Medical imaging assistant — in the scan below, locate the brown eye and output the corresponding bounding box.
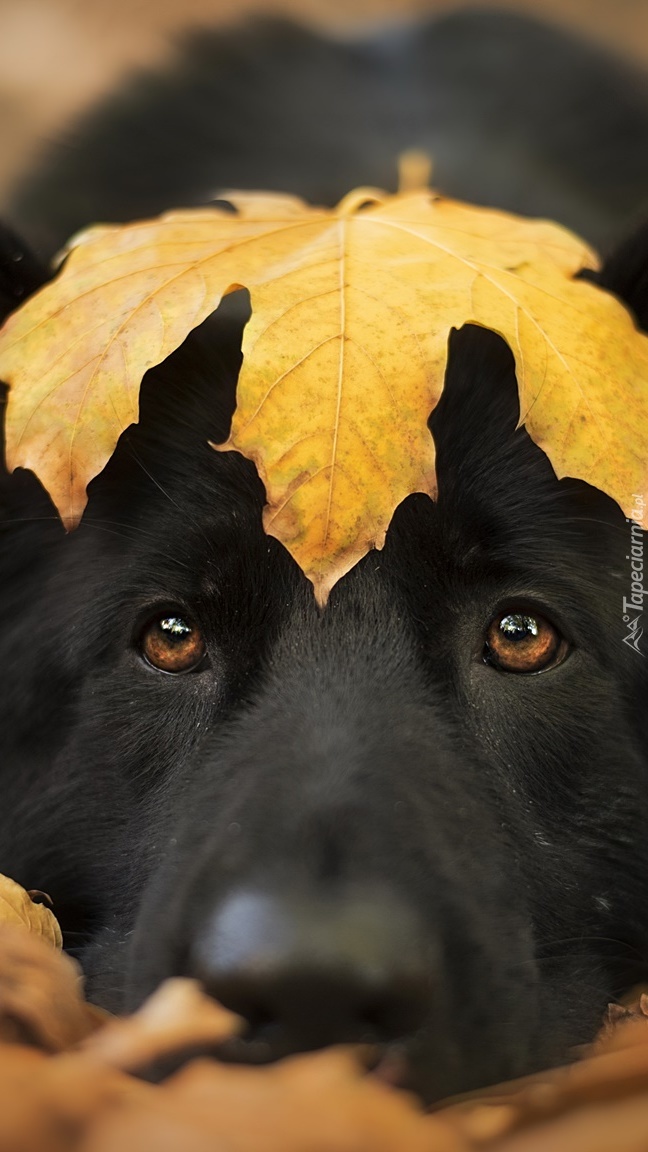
[485,611,567,674]
[140,614,206,674]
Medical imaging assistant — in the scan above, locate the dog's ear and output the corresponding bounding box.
[0,222,49,325]
[594,220,648,333]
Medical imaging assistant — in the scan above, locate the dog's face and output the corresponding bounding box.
[1,230,648,1104]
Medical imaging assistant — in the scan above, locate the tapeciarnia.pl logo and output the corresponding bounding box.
[623,494,646,656]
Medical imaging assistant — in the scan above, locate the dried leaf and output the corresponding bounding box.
[85,1048,458,1152]
[81,978,242,1072]
[3,909,648,1152]
[0,873,62,947]
[0,1045,153,1152]
[0,925,102,1050]
[1,189,647,600]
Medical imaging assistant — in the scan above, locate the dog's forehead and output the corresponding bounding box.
[70,313,623,616]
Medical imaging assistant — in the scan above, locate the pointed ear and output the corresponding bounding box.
[593,220,648,332]
[0,222,49,324]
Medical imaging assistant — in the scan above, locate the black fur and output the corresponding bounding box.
[1,13,648,1105]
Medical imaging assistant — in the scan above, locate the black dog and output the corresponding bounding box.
[1,12,648,1104]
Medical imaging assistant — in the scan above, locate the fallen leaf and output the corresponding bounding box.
[494,1095,648,1152]
[4,921,648,1151]
[0,1044,153,1152]
[0,925,103,1050]
[85,1048,458,1152]
[80,977,242,1072]
[1,188,647,601]
[0,873,62,947]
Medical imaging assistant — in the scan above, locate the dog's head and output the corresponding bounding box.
[1,221,647,1102]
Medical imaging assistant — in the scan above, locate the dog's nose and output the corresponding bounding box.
[187,887,433,1052]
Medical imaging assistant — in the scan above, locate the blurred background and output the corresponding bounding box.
[1,0,647,203]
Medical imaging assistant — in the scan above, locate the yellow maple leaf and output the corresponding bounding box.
[0,874,62,948]
[0,187,647,603]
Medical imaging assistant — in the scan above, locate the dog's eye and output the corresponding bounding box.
[140,614,206,674]
[485,611,567,674]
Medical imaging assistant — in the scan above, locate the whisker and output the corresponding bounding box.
[125,443,214,554]
[540,936,647,961]
[558,515,638,538]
